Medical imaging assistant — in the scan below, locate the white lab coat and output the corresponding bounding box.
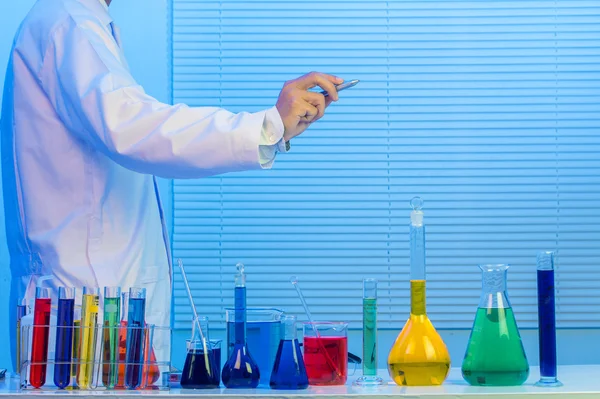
[1,0,285,368]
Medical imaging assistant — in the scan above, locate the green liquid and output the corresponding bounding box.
[102,297,120,388]
[461,307,529,386]
[363,297,377,376]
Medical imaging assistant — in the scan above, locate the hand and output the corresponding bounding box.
[275,72,343,142]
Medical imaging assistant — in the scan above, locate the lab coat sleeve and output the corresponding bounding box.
[39,19,279,179]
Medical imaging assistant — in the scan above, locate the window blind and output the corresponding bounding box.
[171,0,600,330]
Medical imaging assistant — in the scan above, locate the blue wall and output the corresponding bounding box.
[0,0,172,370]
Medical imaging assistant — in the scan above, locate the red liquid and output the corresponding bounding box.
[303,336,348,386]
[30,298,51,388]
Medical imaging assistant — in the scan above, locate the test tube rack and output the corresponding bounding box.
[18,324,171,391]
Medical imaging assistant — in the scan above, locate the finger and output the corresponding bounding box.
[303,91,326,120]
[299,103,319,123]
[295,73,343,101]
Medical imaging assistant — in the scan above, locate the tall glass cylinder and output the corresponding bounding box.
[54,287,75,389]
[535,252,562,387]
[102,287,121,388]
[354,279,383,386]
[125,287,146,390]
[78,287,99,389]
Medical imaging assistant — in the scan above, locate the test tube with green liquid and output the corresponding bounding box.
[354,279,384,386]
[102,287,121,388]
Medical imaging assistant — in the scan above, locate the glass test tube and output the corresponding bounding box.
[535,251,562,387]
[16,298,27,374]
[77,287,99,389]
[354,279,384,386]
[125,287,146,390]
[102,287,121,388]
[116,291,129,388]
[70,306,82,382]
[30,288,51,388]
[54,287,75,389]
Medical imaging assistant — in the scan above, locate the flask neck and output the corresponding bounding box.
[281,316,297,340]
[479,268,511,308]
[410,280,426,315]
[234,286,246,344]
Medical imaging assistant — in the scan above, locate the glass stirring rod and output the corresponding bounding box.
[290,276,342,380]
[177,259,209,354]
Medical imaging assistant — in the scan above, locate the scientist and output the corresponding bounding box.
[1,0,342,368]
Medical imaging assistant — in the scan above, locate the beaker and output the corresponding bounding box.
[181,317,220,389]
[303,321,348,386]
[461,264,529,386]
[270,315,308,389]
[225,307,282,386]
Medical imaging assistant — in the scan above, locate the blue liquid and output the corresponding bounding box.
[537,269,557,378]
[54,298,74,389]
[222,286,260,388]
[226,320,280,386]
[125,297,146,389]
[270,339,308,390]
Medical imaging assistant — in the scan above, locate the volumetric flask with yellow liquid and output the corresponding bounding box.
[387,197,451,386]
[461,264,529,386]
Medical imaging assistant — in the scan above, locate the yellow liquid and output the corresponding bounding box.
[77,295,99,389]
[387,280,451,386]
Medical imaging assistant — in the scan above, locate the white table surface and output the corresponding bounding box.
[1,366,598,398]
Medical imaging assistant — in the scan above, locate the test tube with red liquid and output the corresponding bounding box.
[30,287,51,388]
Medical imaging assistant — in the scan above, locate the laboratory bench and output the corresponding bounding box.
[1,366,599,398]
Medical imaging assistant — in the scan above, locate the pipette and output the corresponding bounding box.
[290,276,342,379]
[176,259,208,355]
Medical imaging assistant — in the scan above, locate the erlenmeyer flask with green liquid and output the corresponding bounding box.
[387,197,451,386]
[461,264,529,386]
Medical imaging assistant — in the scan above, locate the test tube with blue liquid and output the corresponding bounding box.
[54,287,75,389]
[125,287,146,390]
[535,251,562,387]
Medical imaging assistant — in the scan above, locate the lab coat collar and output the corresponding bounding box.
[77,0,113,26]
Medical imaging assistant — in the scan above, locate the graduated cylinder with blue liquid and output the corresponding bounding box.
[536,251,562,387]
